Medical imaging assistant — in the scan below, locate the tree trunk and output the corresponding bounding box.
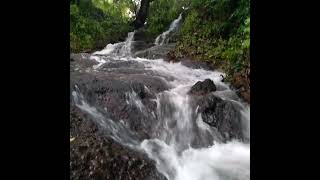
[133,0,152,29]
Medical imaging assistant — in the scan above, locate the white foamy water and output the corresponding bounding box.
[155,13,183,45]
[93,43,121,56]
[93,32,135,57]
[141,139,249,180]
[134,57,228,88]
[129,57,250,180]
[78,17,249,179]
[119,32,135,57]
[72,86,140,149]
[89,32,135,69]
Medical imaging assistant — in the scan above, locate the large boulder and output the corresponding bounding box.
[189,79,217,95]
[195,94,244,141]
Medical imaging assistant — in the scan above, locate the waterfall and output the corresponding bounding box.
[155,13,183,45]
[119,31,135,57]
[73,13,250,180]
[131,58,250,180]
[92,31,135,57]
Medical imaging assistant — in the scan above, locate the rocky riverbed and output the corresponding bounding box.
[70,26,249,179]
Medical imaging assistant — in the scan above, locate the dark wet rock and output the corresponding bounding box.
[70,53,97,73]
[134,44,176,59]
[189,79,217,95]
[70,53,91,62]
[94,39,110,51]
[100,60,145,70]
[220,74,225,82]
[134,28,155,43]
[180,58,215,70]
[131,41,154,53]
[195,94,243,141]
[98,61,151,75]
[70,106,165,180]
[71,69,169,140]
[232,72,250,104]
[163,54,215,70]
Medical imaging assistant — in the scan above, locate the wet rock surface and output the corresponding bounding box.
[71,69,169,140]
[187,79,244,142]
[70,53,91,63]
[131,41,154,53]
[194,94,244,141]
[70,53,97,73]
[232,71,250,104]
[180,58,215,70]
[70,45,247,179]
[189,79,217,95]
[133,28,156,43]
[134,44,176,59]
[70,106,166,180]
[70,53,172,179]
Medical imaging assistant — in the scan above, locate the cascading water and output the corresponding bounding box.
[155,13,183,45]
[94,31,135,57]
[133,58,250,180]
[72,16,249,180]
[119,31,135,57]
[87,31,135,69]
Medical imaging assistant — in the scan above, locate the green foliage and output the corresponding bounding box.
[146,0,188,37]
[92,0,136,21]
[175,0,250,78]
[70,0,133,52]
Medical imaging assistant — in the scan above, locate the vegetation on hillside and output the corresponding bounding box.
[146,0,187,37]
[70,0,134,52]
[70,0,190,52]
[173,0,250,83]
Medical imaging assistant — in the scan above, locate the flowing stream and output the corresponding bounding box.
[72,14,250,180]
